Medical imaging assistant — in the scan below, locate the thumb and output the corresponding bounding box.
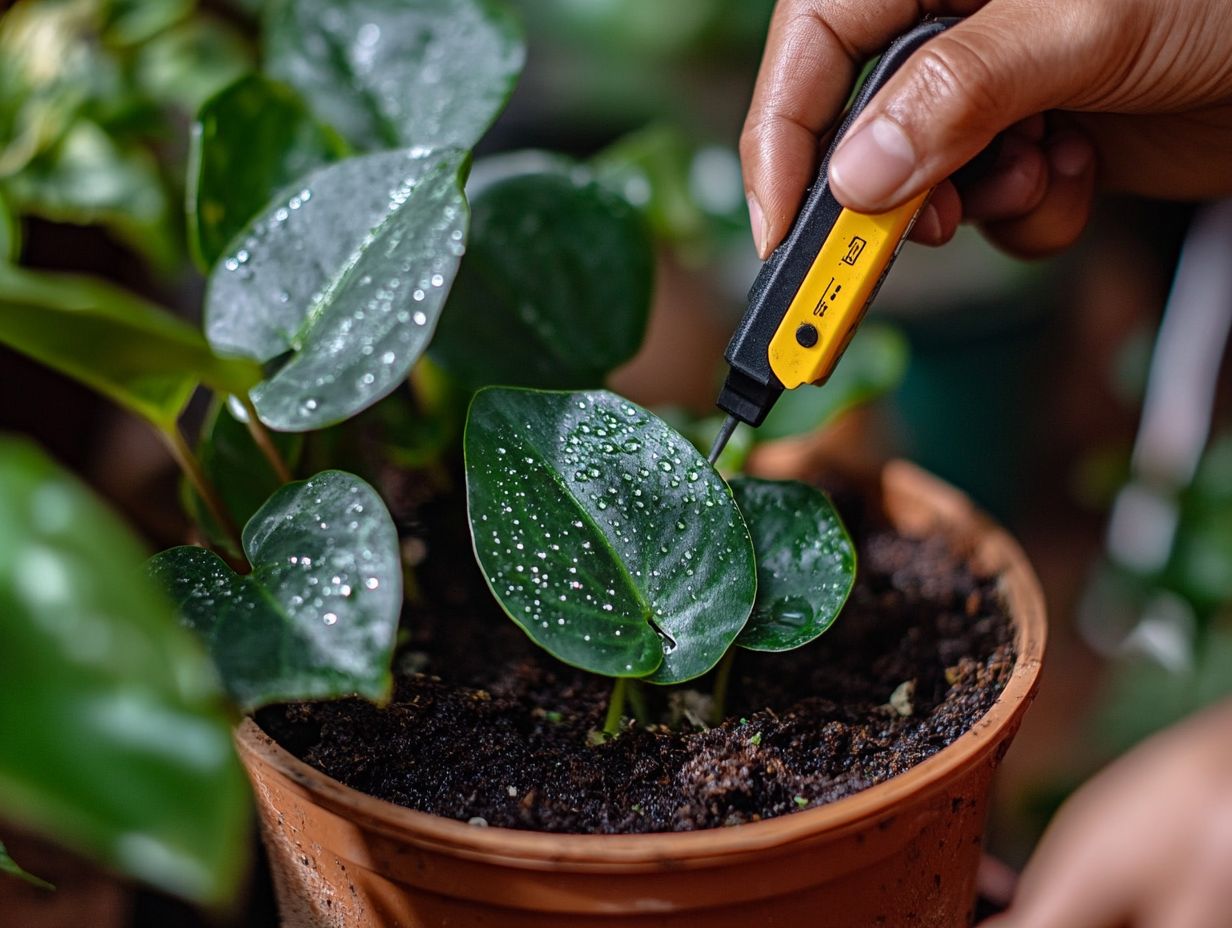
[828,1,1100,212]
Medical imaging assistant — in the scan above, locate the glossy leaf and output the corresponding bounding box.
[758,324,909,441]
[0,265,261,429]
[186,400,304,555]
[431,169,653,389]
[205,148,469,431]
[0,438,249,904]
[188,74,348,269]
[465,388,756,683]
[151,470,402,710]
[658,407,755,476]
[264,0,525,152]
[0,839,53,891]
[729,478,855,651]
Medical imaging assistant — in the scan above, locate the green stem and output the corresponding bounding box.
[627,679,649,726]
[241,398,293,484]
[162,425,243,555]
[711,650,736,725]
[603,677,629,738]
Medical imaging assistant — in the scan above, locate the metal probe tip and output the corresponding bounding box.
[707,415,739,465]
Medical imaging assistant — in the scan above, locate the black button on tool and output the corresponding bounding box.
[795,323,818,348]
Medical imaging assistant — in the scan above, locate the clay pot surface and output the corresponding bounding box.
[236,461,1046,927]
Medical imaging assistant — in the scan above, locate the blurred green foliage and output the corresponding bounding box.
[0,0,252,267]
[0,438,250,904]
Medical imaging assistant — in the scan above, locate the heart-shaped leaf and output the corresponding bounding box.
[465,388,756,683]
[184,400,304,554]
[0,438,249,904]
[204,148,469,431]
[150,470,402,710]
[264,0,525,153]
[188,74,348,269]
[729,477,855,652]
[0,264,261,430]
[758,324,908,442]
[431,167,653,389]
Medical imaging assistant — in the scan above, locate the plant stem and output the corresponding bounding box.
[240,397,293,483]
[603,677,629,738]
[626,679,648,726]
[162,425,243,554]
[711,650,736,725]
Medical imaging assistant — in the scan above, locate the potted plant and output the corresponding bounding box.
[0,1,1045,925]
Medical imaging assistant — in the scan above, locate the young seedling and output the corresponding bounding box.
[465,387,857,734]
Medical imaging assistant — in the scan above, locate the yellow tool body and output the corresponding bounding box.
[767,193,928,390]
[708,19,956,462]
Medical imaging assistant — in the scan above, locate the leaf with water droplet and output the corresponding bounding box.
[205,148,469,430]
[188,73,349,270]
[0,264,261,430]
[431,165,653,389]
[729,477,855,652]
[465,388,756,683]
[184,399,304,556]
[265,0,524,153]
[757,325,908,442]
[0,439,248,904]
[150,470,402,709]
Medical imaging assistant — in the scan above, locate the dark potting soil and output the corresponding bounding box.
[260,477,1016,834]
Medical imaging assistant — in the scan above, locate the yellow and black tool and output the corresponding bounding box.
[708,18,957,463]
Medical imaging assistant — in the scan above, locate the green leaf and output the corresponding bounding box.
[0,839,54,891]
[465,388,756,683]
[431,168,653,389]
[0,264,261,429]
[757,324,909,442]
[205,147,469,431]
[185,400,303,555]
[594,126,751,260]
[189,74,347,270]
[264,0,525,152]
[132,15,254,115]
[658,408,755,476]
[3,121,176,268]
[101,0,193,46]
[729,478,855,651]
[0,438,249,904]
[150,470,403,710]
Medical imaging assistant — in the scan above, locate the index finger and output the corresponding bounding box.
[740,0,989,257]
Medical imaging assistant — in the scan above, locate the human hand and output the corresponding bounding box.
[980,700,1232,928]
[741,0,1232,258]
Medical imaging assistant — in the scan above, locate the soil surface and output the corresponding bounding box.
[261,477,1016,833]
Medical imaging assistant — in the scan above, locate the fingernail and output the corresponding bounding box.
[746,192,768,258]
[1048,133,1094,178]
[829,117,917,209]
[914,203,942,243]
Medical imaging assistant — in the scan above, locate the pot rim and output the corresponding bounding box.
[236,460,1046,867]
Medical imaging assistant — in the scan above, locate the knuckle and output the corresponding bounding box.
[900,38,1008,137]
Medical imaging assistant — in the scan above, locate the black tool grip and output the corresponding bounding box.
[716,17,958,426]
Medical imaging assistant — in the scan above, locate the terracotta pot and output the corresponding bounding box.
[236,461,1046,928]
